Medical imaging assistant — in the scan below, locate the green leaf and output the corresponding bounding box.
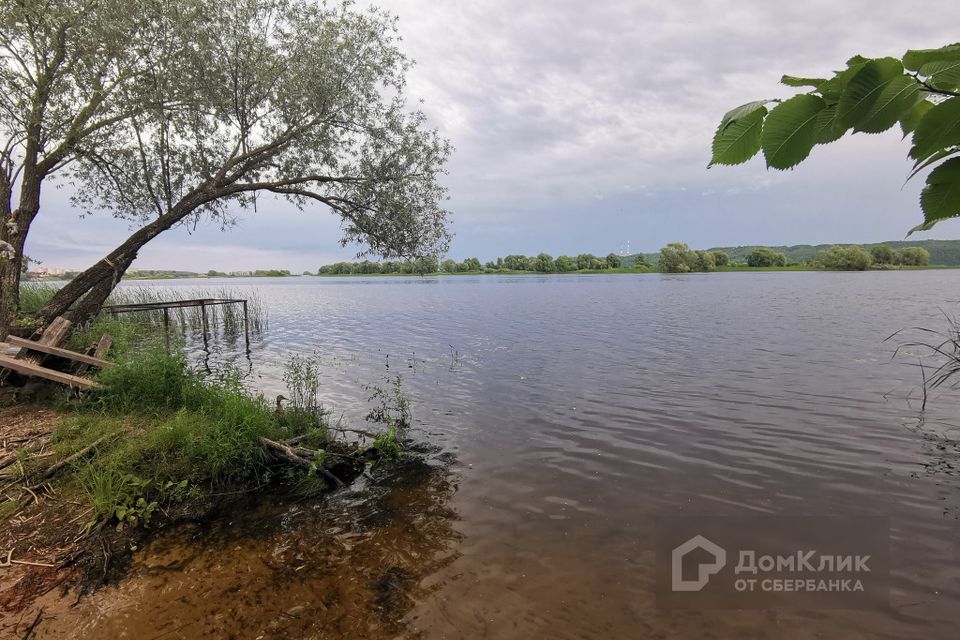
[910,96,960,164]
[761,94,826,169]
[817,63,868,102]
[710,105,767,166]
[846,55,870,67]
[719,100,769,128]
[915,157,960,231]
[904,44,960,71]
[907,147,959,183]
[920,60,960,91]
[901,100,934,137]
[855,74,921,133]
[781,75,825,88]
[814,104,847,144]
[837,58,905,129]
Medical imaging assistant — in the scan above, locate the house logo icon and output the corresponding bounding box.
[671,535,727,592]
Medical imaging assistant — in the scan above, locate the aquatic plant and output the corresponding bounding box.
[365,375,412,430]
[282,352,328,431]
[889,309,960,410]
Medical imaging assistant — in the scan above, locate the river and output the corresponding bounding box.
[43,271,960,639]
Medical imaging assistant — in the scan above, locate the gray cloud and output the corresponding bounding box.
[26,0,960,270]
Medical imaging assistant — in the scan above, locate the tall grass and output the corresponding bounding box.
[17,283,267,351]
[889,310,960,409]
[54,347,294,524]
[107,287,268,338]
[18,283,59,315]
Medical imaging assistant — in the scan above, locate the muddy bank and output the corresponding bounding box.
[23,451,460,639]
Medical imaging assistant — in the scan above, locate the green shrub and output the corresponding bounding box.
[895,246,930,266]
[746,247,788,267]
[815,245,873,270]
[554,255,577,272]
[659,243,693,273]
[870,245,894,265]
[659,243,719,273]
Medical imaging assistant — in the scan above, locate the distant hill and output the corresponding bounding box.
[622,239,960,266]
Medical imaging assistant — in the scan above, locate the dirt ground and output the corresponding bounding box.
[0,404,90,638]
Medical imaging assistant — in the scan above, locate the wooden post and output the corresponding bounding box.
[163,308,170,353]
[200,302,209,348]
[242,300,250,352]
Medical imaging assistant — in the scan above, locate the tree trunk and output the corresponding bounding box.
[38,186,220,326]
[0,176,42,340]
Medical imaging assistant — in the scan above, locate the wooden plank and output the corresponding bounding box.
[18,316,73,365]
[75,334,113,376]
[7,336,114,368]
[0,354,101,390]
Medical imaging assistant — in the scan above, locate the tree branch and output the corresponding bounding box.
[913,73,960,98]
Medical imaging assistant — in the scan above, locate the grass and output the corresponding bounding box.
[46,347,295,526]
[10,285,410,532]
[45,346,419,528]
[18,283,59,315]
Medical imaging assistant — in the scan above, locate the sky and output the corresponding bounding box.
[25,0,960,272]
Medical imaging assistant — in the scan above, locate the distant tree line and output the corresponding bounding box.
[814,245,929,270]
[318,257,440,275]
[657,243,930,272]
[206,269,292,278]
[315,252,636,275]
[313,244,935,276]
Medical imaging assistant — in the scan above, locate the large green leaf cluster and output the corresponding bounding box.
[711,44,960,232]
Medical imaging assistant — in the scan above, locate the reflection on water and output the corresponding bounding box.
[44,272,960,638]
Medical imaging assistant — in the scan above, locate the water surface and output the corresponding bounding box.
[48,272,960,638]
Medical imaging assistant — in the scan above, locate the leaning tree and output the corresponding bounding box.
[710,44,960,233]
[34,0,451,328]
[0,0,195,337]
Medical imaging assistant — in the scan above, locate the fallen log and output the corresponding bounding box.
[258,437,345,487]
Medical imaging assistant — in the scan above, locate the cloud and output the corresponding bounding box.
[24,0,960,270]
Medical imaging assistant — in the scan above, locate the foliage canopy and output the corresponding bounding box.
[711,44,960,233]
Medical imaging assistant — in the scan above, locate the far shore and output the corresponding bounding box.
[23,264,960,285]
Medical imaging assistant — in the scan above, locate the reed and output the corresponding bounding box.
[106,287,268,341]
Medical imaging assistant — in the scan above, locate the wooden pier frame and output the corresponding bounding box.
[101,298,251,350]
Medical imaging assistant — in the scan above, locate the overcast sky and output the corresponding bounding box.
[26,0,960,272]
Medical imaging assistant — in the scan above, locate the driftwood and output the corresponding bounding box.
[26,433,120,486]
[0,449,23,472]
[258,437,345,487]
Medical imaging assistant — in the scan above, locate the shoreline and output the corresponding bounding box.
[24,265,960,285]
